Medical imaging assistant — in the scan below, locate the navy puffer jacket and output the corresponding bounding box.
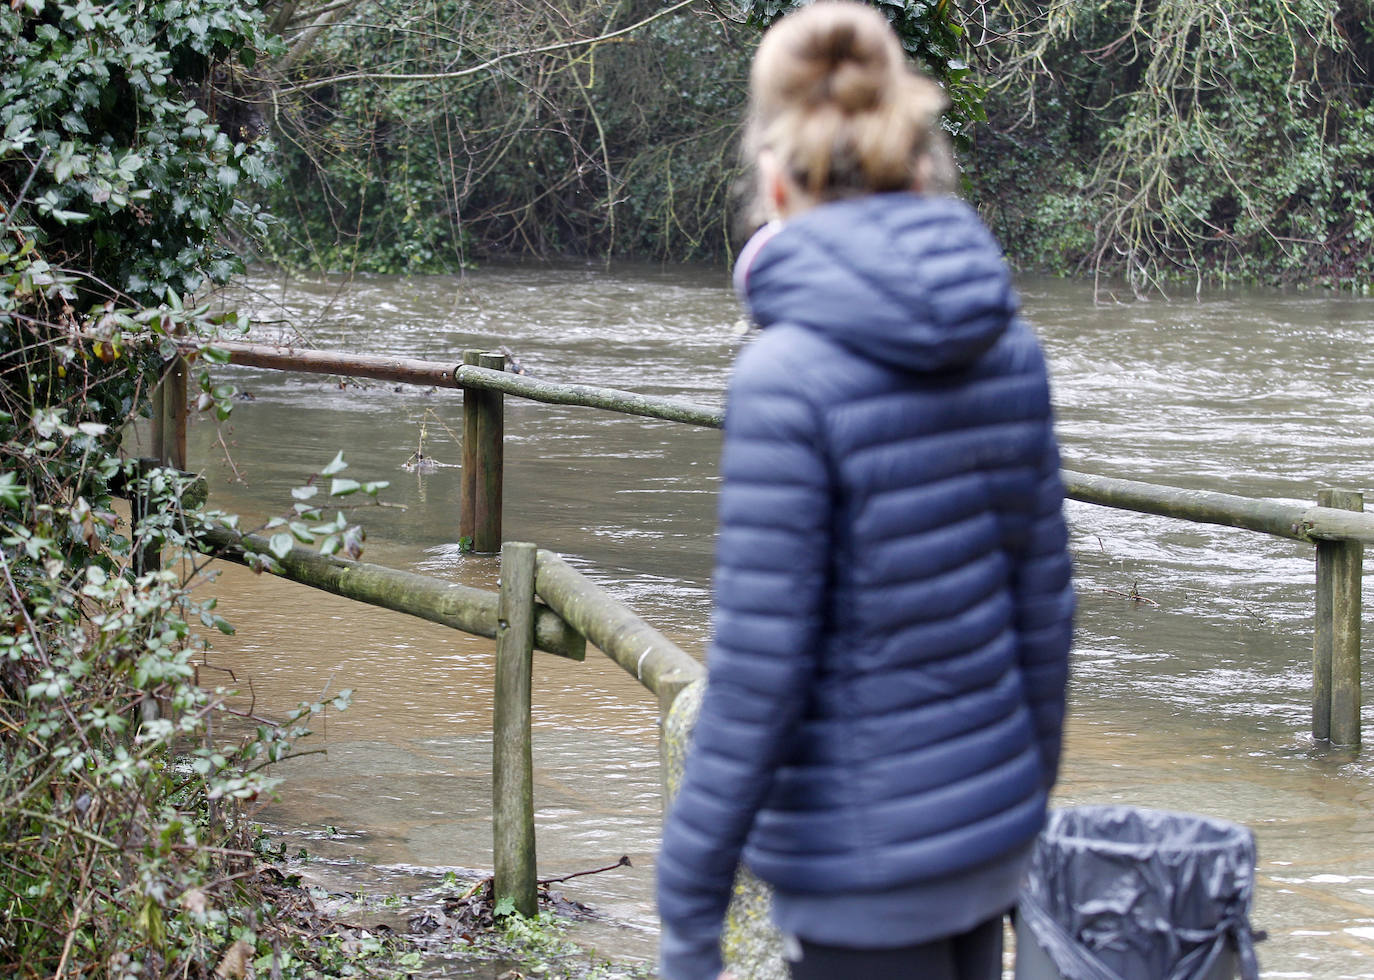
[656,193,1075,979]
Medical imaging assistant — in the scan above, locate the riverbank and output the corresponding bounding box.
[225,829,655,978]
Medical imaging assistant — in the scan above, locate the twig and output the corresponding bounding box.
[0,147,49,239]
[538,855,631,886]
[1099,580,1160,606]
[215,428,245,483]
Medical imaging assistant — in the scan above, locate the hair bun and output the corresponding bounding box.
[798,16,887,113]
[827,59,881,112]
[746,1,951,202]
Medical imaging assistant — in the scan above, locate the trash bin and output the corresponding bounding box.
[1016,806,1262,980]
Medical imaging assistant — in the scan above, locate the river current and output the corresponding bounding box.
[162,264,1374,977]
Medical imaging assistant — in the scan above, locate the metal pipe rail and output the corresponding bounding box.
[193,339,723,427]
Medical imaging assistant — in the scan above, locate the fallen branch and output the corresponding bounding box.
[538,855,631,886]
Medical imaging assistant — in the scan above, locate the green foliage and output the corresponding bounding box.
[0,0,277,304]
[262,0,988,270]
[0,259,387,976]
[263,0,756,270]
[480,906,658,979]
[0,367,324,977]
[0,0,404,973]
[253,452,388,568]
[970,0,1374,290]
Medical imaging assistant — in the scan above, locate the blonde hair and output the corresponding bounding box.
[745,1,953,208]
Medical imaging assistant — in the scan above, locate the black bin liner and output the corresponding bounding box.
[1017,806,1262,980]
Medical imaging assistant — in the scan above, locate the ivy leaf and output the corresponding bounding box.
[267,533,293,559]
[0,472,29,508]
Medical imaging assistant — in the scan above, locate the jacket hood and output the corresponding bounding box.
[735,194,1018,372]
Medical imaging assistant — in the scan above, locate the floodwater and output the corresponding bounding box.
[157,264,1374,977]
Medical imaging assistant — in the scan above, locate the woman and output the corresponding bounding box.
[656,4,1075,979]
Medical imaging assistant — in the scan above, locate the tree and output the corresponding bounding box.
[243,0,984,271]
[967,0,1374,292]
[746,0,985,138]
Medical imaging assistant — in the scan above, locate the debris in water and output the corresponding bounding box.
[498,345,529,376]
[1099,580,1160,606]
[403,450,441,474]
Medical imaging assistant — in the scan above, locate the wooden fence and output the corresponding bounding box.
[162,339,1370,745]
[135,335,1370,904]
[190,523,701,916]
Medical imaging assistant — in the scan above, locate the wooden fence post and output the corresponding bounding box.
[460,350,481,548]
[493,541,538,916]
[131,458,162,724]
[150,379,167,465]
[460,350,506,553]
[154,350,189,470]
[1315,490,1364,747]
[132,458,162,578]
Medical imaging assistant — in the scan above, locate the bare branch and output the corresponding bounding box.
[275,0,699,94]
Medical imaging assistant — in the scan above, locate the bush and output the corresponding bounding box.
[0,0,276,304]
[0,0,347,974]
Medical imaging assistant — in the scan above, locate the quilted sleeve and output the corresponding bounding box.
[656,333,832,980]
[1014,434,1075,789]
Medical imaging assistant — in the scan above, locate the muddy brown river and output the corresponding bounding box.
[151,264,1374,977]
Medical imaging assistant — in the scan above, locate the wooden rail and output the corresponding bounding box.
[533,550,704,712]
[158,339,1370,748]
[192,339,722,427]
[1063,471,1374,546]
[199,526,585,660]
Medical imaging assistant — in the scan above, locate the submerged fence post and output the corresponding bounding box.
[1314,489,1365,747]
[460,350,481,548]
[493,541,538,916]
[459,350,505,553]
[474,352,506,553]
